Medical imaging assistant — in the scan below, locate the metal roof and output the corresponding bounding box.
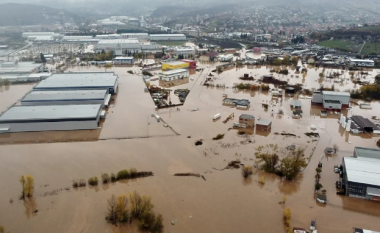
[344,156,380,187]
[290,99,302,107]
[351,116,378,130]
[0,62,42,74]
[367,187,380,197]
[34,73,117,89]
[22,90,108,102]
[98,39,139,44]
[354,147,380,159]
[0,104,102,122]
[256,119,272,126]
[322,91,350,97]
[114,57,134,60]
[240,114,255,120]
[150,34,186,37]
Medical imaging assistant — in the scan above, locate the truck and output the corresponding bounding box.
[213,113,221,120]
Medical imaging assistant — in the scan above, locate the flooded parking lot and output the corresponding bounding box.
[0,63,380,233]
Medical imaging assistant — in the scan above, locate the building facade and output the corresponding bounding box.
[113,57,134,64]
[149,34,186,41]
[239,114,255,127]
[161,61,189,70]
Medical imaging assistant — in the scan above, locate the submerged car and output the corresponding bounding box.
[325,147,334,155]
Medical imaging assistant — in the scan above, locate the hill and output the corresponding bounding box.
[0,3,80,26]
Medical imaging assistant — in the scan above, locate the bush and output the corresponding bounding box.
[259,176,265,184]
[20,175,34,198]
[110,173,116,182]
[242,166,253,178]
[88,177,99,186]
[315,183,323,191]
[101,173,110,184]
[260,84,270,91]
[279,69,289,75]
[283,208,291,231]
[129,168,138,178]
[117,169,130,180]
[73,178,86,188]
[316,168,322,174]
[139,212,164,233]
[212,134,224,140]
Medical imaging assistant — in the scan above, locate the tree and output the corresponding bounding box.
[290,56,298,66]
[256,153,279,172]
[19,175,26,199]
[129,191,154,219]
[316,168,322,174]
[107,195,118,223]
[315,183,323,191]
[279,148,307,180]
[273,58,282,66]
[116,194,129,222]
[282,56,290,65]
[242,166,253,178]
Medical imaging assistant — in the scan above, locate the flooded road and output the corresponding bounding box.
[0,64,380,233]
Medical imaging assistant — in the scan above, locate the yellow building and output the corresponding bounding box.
[161,61,189,71]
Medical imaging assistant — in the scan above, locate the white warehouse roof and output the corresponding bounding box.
[150,34,186,37]
[160,69,188,75]
[322,91,350,97]
[98,39,139,44]
[344,153,380,187]
[0,104,102,122]
[22,90,108,102]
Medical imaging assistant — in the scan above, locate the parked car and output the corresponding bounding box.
[325,147,334,155]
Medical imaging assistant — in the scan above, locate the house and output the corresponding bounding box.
[239,114,255,127]
[290,99,302,109]
[256,119,272,131]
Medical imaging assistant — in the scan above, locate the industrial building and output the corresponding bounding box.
[180,59,197,68]
[220,54,234,62]
[161,61,189,70]
[174,48,195,58]
[348,58,375,67]
[0,104,103,133]
[223,98,250,108]
[0,62,43,76]
[340,147,380,201]
[311,91,350,110]
[21,90,111,107]
[342,115,380,134]
[0,73,51,83]
[62,36,100,43]
[22,32,57,38]
[354,228,380,233]
[150,34,187,41]
[121,33,149,40]
[95,39,162,55]
[33,72,119,94]
[113,57,134,64]
[290,99,302,109]
[158,69,189,81]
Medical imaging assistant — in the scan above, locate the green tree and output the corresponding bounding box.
[282,56,290,65]
[20,175,34,198]
[315,183,323,191]
[273,58,282,66]
[290,56,298,66]
[256,152,279,172]
[280,148,307,180]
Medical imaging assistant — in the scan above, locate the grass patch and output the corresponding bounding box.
[361,42,380,55]
[318,39,360,52]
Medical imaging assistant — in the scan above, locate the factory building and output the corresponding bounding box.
[0,62,43,76]
[62,36,100,43]
[21,90,111,107]
[174,48,195,58]
[0,104,103,133]
[95,39,162,55]
[120,33,149,40]
[150,34,187,41]
[180,59,197,68]
[348,58,375,67]
[161,61,189,71]
[158,69,189,87]
[340,147,380,201]
[33,72,119,94]
[22,32,57,38]
[311,91,350,110]
[113,57,134,64]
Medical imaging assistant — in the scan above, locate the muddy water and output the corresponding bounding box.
[0,84,34,113]
[0,65,380,233]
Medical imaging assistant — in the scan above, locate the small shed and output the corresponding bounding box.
[290,99,302,109]
[256,119,272,131]
[239,114,255,127]
[293,227,306,233]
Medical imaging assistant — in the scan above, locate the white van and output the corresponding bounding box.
[213,113,221,120]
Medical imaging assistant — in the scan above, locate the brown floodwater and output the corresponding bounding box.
[0,65,380,233]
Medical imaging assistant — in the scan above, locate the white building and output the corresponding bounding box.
[120,33,149,40]
[158,69,189,81]
[348,58,375,67]
[97,19,125,26]
[113,57,134,64]
[150,34,187,41]
[95,39,162,55]
[174,48,195,58]
[220,54,233,62]
[22,32,56,38]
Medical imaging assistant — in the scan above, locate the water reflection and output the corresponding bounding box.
[24,197,38,219]
[277,174,303,195]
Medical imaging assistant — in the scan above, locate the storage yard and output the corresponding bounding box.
[1,58,380,233]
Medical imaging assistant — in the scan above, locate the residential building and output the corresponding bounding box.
[290,99,302,109]
[256,119,272,131]
[239,114,255,127]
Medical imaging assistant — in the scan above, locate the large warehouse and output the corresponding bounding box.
[121,33,149,40]
[0,104,103,133]
[150,34,187,41]
[312,91,350,110]
[33,72,118,94]
[0,62,43,76]
[95,39,162,55]
[341,147,380,201]
[21,90,111,107]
